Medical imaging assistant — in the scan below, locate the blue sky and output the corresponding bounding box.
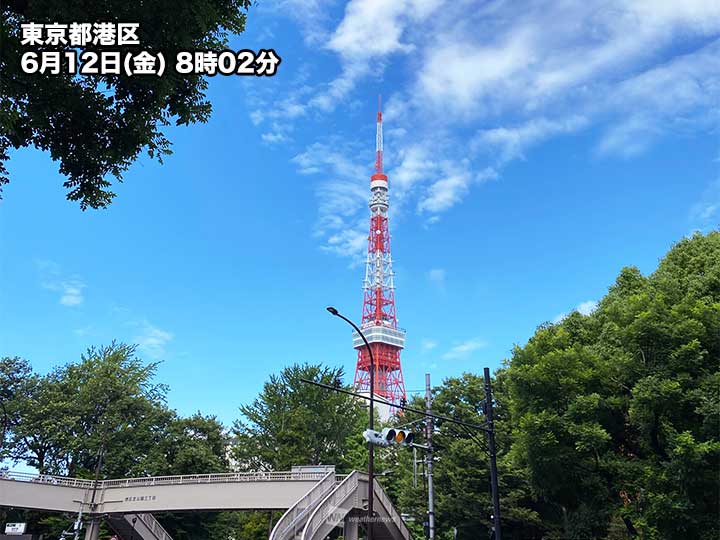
[1,0,719,427]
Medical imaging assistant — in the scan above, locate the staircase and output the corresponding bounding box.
[106,513,173,540]
[269,471,338,540]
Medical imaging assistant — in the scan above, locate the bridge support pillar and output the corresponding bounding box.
[84,517,101,540]
[343,515,359,540]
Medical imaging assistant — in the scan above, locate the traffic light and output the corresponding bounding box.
[362,427,415,446]
[382,427,415,445]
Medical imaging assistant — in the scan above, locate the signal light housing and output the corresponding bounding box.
[363,427,415,447]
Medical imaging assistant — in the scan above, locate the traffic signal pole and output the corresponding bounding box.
[302,362,503,539]
[425,373,435,540]
[484,367,502,540]
[326,307,374,540]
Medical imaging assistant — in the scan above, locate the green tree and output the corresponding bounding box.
[152,414,236,540]
[9,343,170,477]
[391,232,719,540]
[3,344,238,540]
[1,0,251,208]
[0,356,34,462]
[232,363,367,473]
[505,231,720,539]
[401,374,544,540]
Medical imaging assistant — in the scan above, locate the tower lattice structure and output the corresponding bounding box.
[352,99,407,414]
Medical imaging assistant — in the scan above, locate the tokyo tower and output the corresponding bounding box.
[352,98,407,415]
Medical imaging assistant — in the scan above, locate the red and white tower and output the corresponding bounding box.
[352,98,407,415]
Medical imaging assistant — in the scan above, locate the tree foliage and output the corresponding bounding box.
[1,343,232,540]
[385,232,718,540]
[503,231,720,539]
[5,343,170,477]
[232,363,367,473]
[3,232,717,540]
[0,0,251,208]
[0,356,33,462]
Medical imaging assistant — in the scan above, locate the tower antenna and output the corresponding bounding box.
[353,97,407,417]
[375,94,384,174]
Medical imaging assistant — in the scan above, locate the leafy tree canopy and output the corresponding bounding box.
[386,232,718,540]
[504,231,719,539]
[232,363,367,473]
[1,343,232,540]
[1,0,252,208]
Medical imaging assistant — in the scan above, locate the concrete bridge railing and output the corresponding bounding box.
[0,469,326,514]
[0,468,413,540]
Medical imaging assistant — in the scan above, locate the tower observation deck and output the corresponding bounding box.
[352,98,407,415]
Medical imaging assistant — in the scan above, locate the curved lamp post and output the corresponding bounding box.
[327,306,375,540]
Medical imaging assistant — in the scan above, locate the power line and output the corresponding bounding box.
[300,378,491,433]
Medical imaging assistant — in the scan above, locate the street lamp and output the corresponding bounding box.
[326,306,376,540]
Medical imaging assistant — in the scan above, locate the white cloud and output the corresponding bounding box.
[442,337,487,360]
[597,40,720,156]
[418,29,535,114]
[134,321,173,359]
[418,163,496,214]
[253,0,720,259]
[322,227,367,260]
[553,299,599,323]
[249,110,264,126]
[389,143,435,195]
[415,2,720,119]
[250,97,308,127]
[420,338,438,351]
[308,62,370,112]
[37,260,86,307]
[310,0,444,112]
[427,268,446,285]
[475,116,588,164]
[577,300,599,316]
[261,131,289,144]
[328,0,414,60]
[292,141,370,259]
[73,325,93,337]
[263,0,337,45]
[690,178,720,229]
[58,281,85,306]
[292,142,365,178]
[424,215,440,228]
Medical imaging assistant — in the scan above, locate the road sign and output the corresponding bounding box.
[5,522,27,534]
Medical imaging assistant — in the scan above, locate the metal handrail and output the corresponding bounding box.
[1,470,327,490]
[372,477,411,540]
[269,471,337,540]
[302,471,412,540]
[302,471,359,540]
[0,471,97,489]
[136,513,173,540]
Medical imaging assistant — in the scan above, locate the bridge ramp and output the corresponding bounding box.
[269,471,337,540]
[106,513,173,540]
[301,472,411,540]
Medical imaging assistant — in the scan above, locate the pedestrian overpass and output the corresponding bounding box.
[0,468,411,540]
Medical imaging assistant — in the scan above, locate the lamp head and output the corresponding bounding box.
[326,306,339,316]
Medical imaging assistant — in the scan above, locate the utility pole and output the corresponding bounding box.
[84,442,105,540]
[302,368,503,538]
[484,367,502,540]
[327,307,375,540]
[425,373,435,540]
